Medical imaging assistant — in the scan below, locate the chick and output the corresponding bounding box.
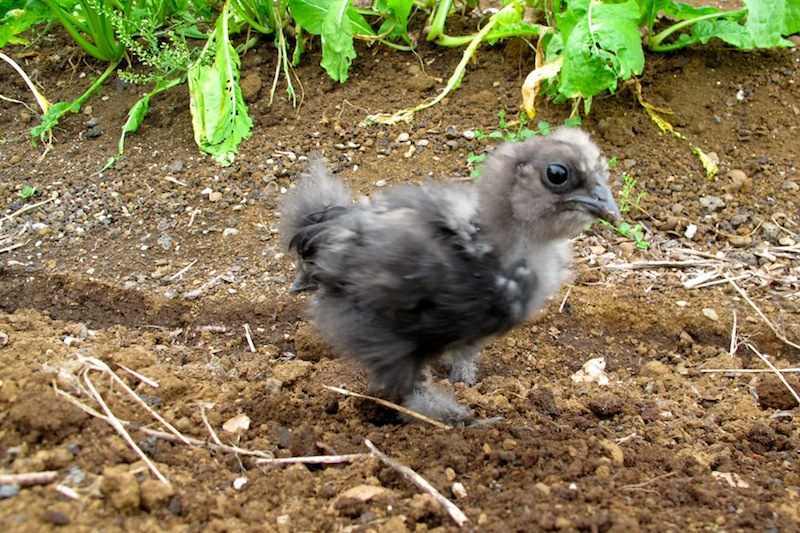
[281,128,620,424]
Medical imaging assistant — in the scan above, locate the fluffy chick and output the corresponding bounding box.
[280,128,620,424]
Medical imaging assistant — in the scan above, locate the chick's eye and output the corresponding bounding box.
[545,164,569,186]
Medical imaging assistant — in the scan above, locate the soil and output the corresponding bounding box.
[1,8,800,532]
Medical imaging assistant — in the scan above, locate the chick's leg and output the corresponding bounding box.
[445,344,483,385]
[402,384,475,426]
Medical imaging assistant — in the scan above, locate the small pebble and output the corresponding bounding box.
[760,222,780,242]
[702,308,719,321]
[85,117,101,128]
[184,288,204,300]
[223,228,239,237]
[699,195,725,211]
[728,235,752,248]
[462,130,475,140]
[42,509,70,526]
[209,191,223,202]
[158,234,172,251]
[86,127,103,139]
[0,484,20,499]
[729,214,748,227]
[396,132,410,143]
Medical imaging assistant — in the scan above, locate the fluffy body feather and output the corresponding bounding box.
[280,128,620,424]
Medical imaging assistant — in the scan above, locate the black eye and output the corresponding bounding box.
[545,164,569,187]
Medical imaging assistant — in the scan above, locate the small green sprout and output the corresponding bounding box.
[17,185,36,200]
[618,174,646,214]
[467,113,584,178]
[616,221,650,250]
[599,173,649,249]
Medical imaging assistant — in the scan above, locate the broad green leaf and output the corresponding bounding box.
[319,0,356,83]
[287,0,374,37]
[375,0,412,40]
[590,0,645,78]
[0,0,51,47]
[690,19,754,49]
[743,0,795,48]
[668,1,720,20]
[556,0,643,99]
[188,3,253,166]
[787,1,800,35]
[559,47,618,98]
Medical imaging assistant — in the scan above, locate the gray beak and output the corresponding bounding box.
[565,178,621,224]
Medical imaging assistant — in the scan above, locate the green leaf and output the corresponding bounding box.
[30,100,76,140]
[319,0,356,83]
[375,0,412,40]
[556,0,644,99]
[188,4,253,166]
[287,0,373,37]
[690,19,754,48]
[786,0,800,34]
[743,0,795,48]
[0,0,50,47]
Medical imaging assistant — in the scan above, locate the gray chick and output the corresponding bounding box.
[280,128,620,425]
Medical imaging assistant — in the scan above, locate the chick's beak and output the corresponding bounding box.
[565,177,621,225]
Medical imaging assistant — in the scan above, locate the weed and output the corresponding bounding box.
[17,185,36,200]
[467,112,581,176]
[600,173,649,249]
[619,174,646,214]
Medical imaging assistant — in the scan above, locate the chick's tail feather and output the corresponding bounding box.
[279,154,352,251]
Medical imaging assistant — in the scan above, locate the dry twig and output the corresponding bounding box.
[244,323,256,353]
[255,454,368,465]
[1,192,59,224]
[81,367,170,485]
[726,276,800,351]
[323,385,451,429]
[54,386,277,460]
[0,471,58,487]
[745,343,800,407]
[364,439,469,528]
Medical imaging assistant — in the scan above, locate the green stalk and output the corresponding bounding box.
[433,26,544,47]
[646,9,746,52]
[426,0,453,42]
[366,6,505,125]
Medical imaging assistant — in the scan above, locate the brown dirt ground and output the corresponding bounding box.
[1,9,800,533]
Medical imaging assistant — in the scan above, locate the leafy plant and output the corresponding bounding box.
[618,173,645,214]
[599,172,649,249]
[614,220,650,250]
[40,0,129,62]
[17,185,36,199]
[467,111,581,176]
[0,0,52,48]
[188,0,252,165]
[525,0,799,115]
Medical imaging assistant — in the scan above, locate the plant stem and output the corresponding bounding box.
[75,60,121,108]
[647,9,746,51]
[426,0,453,42]
[0,52,51,114]
[433,26,544,47]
